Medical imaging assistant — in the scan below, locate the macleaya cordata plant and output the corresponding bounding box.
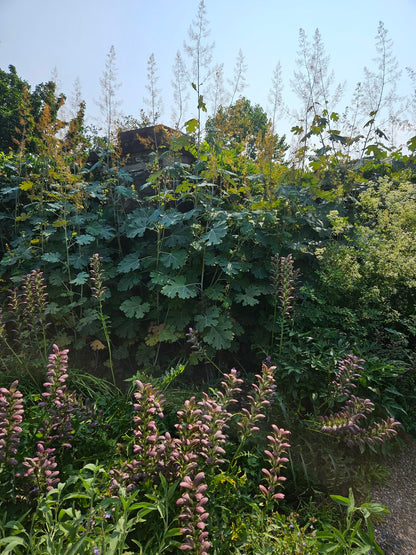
[89,253,115,385]
[270,254,298,357]
[319,355,401,451]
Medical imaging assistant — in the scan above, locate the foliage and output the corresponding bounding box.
[1,38,415,552]
[0,350,388,553]
[318,488,388,554]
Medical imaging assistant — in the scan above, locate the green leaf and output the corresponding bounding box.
[204,283,225,300]
[75,234,95,246]
[161,277,198,299]
[117,273,141,291]
[407,135,416,152]
[117,252,141,273]
[86,221,115,239]
[150,271,171,286]
[120,296,151,319]
[77,308,99,329]
[201,222,228,246]
[0,537,27,552]
[219,259,242,276]
[194,306,220,330]
[125,212,149,238]
[41,251,62,263]
[330,494,351,506]
[234,284,263,306]
[160,249,188,269]
[70,271,90,285]
[203,314,234,350]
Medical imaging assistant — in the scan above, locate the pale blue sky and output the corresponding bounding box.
[1,0,415,137]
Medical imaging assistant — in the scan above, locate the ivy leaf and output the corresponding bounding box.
[203,314,234,350]
[117,253,140,273]
[234,285,263,306]
[120,296,151,319]
[201,222,228,246]
[161,277,198,299]
[70,271,90,286]
[160,250,188,269]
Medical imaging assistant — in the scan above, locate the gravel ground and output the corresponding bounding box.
[371,434,416,555]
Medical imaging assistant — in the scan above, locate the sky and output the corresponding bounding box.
[1,0,415,139]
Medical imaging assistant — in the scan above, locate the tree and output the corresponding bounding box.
[228,49,248,105]
[0,65,30,152]
[205,97,286,160]
[143,53,163,126]
[184,0,214,143]
[171,50,189,130]
[96,45,122,145]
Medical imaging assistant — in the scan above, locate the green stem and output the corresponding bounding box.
[98,298,115,386]
[278,314,285,360]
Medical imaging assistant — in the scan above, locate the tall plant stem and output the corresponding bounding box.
[98,297,115,386]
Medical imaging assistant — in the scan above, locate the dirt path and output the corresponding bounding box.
[371,434,416,555]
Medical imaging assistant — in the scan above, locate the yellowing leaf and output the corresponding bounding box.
[52,219,68,228]
[90,339,106,351]
[19,181,34,191]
